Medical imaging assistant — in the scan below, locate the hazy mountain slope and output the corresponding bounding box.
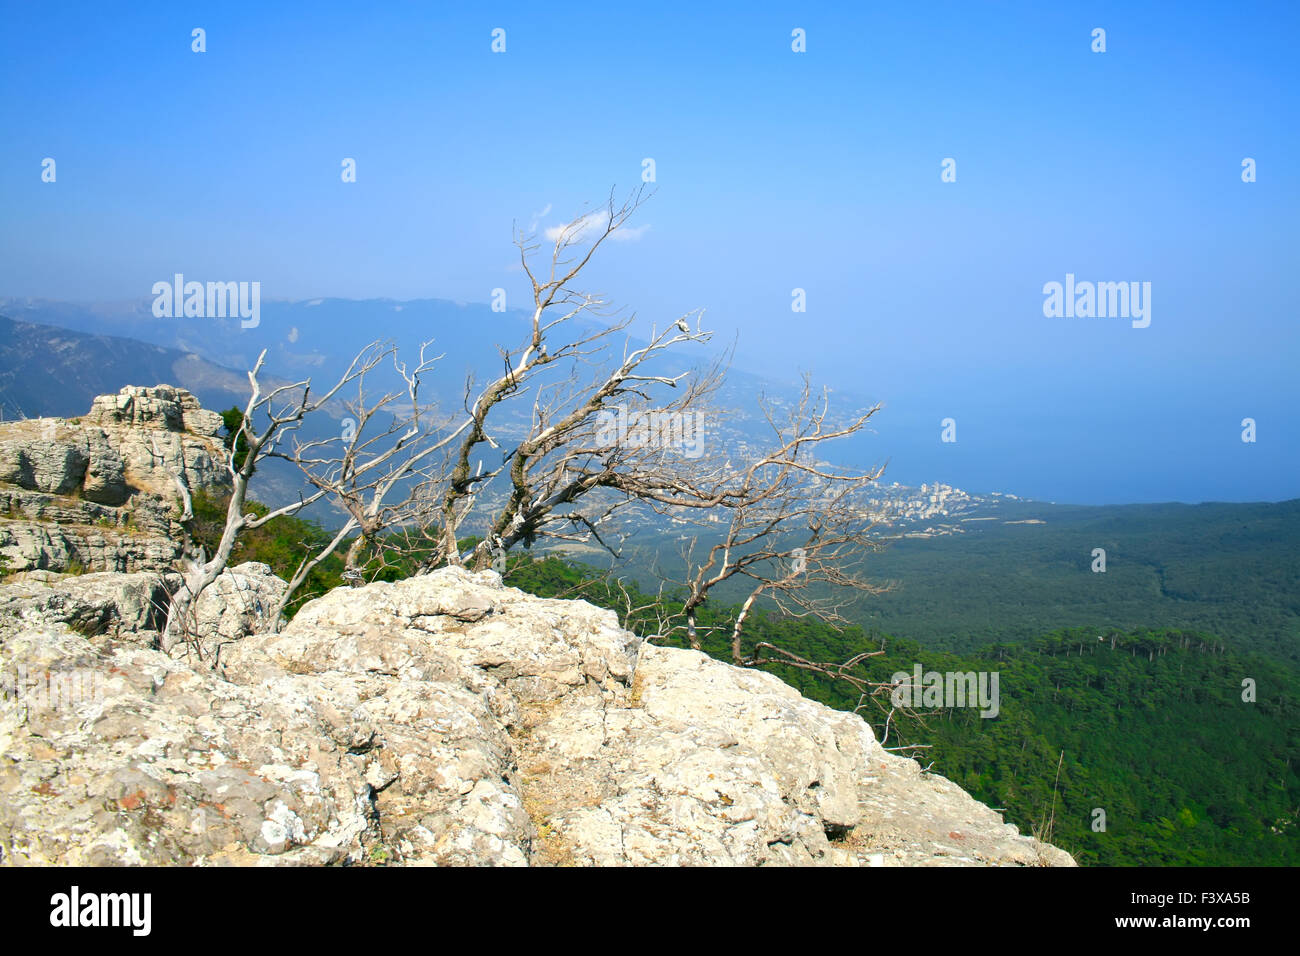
[0,297,605,401]
[0,296,878,458]
[0,314,256,419]
[0,316,338,509]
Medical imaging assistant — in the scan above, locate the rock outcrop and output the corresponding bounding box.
[0,561,283,660]
[0,567,1075,867]
[0,385,229,575]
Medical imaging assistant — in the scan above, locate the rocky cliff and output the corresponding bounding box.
[0,385,230,574]
[0,567,1074,867]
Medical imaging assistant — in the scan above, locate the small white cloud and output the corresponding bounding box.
[287,326,299,343]
[544,211,649,244]
[609,223,650,242]
[544,211,603,243]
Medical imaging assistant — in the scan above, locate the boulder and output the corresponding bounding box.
[0,567,1076,867]
[187,562,289,659]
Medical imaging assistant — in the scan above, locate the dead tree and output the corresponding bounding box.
[387,193,894,647]
[668,378,889,660]
[396,187,737,573]
[173,189,896,698]
[162,346,387,653]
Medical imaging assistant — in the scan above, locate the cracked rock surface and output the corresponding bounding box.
[0,567,1074,866]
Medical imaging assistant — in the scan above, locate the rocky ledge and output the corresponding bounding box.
[0,567,1075,867]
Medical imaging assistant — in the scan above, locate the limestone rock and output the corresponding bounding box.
[0,385,230,575]
[846,749,1077,867]
[517,644,874,865]
[85,384,226,441]
[0,567,1076,867]
[188,562,289,659]
[0,625,373,866]
[0,569,177,645]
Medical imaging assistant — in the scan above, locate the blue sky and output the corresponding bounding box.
[1,1,1296,503]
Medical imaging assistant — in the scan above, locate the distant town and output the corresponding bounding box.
[859,482,1029,537]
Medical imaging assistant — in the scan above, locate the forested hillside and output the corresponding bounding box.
[616,499,1300,663]
[835,499,1300,662]
[760,623,1299,866]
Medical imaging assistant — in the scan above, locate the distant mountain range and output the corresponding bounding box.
[0,295,662,411]
[0,296,902,510]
